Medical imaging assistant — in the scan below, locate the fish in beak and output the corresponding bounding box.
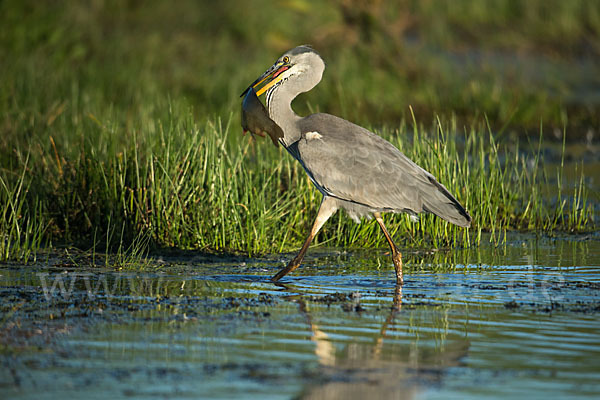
[240,58,292,146]
[241,87,284,147]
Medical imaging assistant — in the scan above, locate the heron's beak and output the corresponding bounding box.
[241,60,290,98]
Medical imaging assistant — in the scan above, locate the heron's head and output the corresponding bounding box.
[241,45,325,99]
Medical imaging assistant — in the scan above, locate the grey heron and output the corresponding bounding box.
[241,45,471,285]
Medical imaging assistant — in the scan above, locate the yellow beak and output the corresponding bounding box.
[242,61,291,98]
[255,75,282,96]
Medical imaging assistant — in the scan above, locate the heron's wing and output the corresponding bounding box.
[296,114,471,227]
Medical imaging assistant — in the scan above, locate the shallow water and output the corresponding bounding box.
[1,234,599,399]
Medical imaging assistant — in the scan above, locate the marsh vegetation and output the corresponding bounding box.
[0,0,597,263]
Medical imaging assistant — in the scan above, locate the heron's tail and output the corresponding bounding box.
[421,175,471,227]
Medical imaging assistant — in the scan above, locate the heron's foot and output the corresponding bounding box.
[391,249,403,286]
[271,258,301,282]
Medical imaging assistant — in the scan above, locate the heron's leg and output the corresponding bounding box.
[374,212,403,285]
[271,197,337,282]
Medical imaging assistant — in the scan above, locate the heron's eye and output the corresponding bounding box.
[282,56,290,63]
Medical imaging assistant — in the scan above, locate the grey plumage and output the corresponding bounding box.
[242,45,471,284]
[293,113,470,226]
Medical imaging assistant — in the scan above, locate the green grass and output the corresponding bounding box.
[0,96,594,262]
[0,156,46,262]
[0,0,597,263]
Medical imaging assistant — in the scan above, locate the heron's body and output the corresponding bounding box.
[287,113,470,225]
[242,46,471,284]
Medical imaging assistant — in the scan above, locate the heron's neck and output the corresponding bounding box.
[266,89,302,146]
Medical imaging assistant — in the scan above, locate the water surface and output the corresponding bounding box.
[1,234,599,399]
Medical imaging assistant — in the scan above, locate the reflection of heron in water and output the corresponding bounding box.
[278,285,469,399]
[242,46,471,285]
